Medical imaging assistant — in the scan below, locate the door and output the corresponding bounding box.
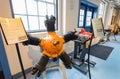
[85,7,94,32]
[78,1,98,32]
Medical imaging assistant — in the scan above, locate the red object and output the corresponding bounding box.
[76,28,92,39]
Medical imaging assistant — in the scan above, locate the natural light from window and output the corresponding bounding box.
[10,0,57,32]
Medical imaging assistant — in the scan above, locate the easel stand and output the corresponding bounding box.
[0,17,28,79]
[72,41,96,74]
[15,43,26,79]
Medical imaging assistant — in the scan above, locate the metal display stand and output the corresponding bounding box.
[15,43,26,79]
[0,30,27,79]
[0,17,28,79]
[71,41,96,74]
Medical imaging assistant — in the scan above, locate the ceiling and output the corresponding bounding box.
[105,0,120,8]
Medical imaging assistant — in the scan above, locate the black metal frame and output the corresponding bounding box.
[72,40,96,74]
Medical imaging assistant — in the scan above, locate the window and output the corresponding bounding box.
[79,9,84,27]
[86,8,93,26]
[98,2,105,19]
[78,4,85,27]
[10,0,58,32]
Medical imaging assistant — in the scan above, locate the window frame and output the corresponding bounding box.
[85,7,93,27]
[98,1,105,20]
[79,9,85,27]
[9,0,58,33]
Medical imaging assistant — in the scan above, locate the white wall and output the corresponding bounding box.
[104,3,114,28]
[62,0,79,54]
[0,0,12,18]
[63,0,79,34]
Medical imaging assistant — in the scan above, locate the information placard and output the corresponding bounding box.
[91,18,104,39]
[0,17,28,44]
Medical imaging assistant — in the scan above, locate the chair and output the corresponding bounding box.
[104,24,118,41]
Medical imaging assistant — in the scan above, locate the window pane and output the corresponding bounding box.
[80,9,84,15]
[38,0,45,1]
[80,16,82,20]
[82,16,84,21]
[26,0,38,15]
[86,22,91,26]
[86,17,91,21]
[87,11,92,16]
[79,22,83,26]
[98,2,105,18]
[100,3,102,9]
[15,15,29,31]
[80,16,84,21]
[46,0,54,3]
[39,17,46,30]
[47,4,54,16]
[11,0,57,32]
[82,10,84,15]
[38,2,47,16]
[11,0,26,14]
[86,16,91,26]
[28,16,39,30]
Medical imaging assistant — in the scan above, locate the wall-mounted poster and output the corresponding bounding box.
[0,17,28,44]
[91,18,104,39]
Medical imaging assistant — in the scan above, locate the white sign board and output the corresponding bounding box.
[92,18,104,39]
[0,17,28,44]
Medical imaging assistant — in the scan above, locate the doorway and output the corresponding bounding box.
[78,0,98,32]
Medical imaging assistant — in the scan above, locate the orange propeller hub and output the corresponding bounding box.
[40,32,65,58]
